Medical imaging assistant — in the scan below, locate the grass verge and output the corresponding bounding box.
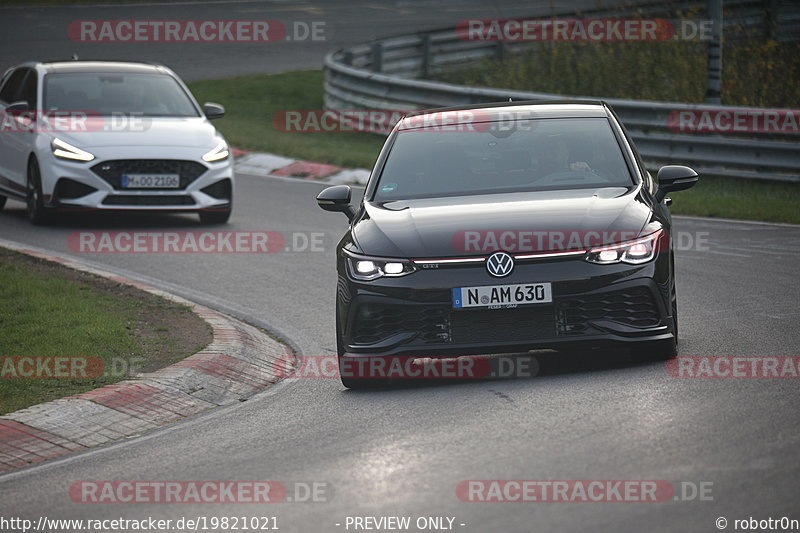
[0,248,212,415]
[188,70,384,169]
[187,70,799,224]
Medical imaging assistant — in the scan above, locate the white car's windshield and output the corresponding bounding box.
[374,117,634,201]
[43,72,200,117]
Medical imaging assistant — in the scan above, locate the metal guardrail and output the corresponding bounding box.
[323,1,800,182]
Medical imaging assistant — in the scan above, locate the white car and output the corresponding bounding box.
[0,60,233,224]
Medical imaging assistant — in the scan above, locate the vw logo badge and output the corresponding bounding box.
[486,252,514,278]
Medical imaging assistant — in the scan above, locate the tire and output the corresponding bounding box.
[198,208,231,224]
[0,195,6,210]
[631,287,678,362]
[26,158,51,225]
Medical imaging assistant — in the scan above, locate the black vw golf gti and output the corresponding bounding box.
[317,101,698,388]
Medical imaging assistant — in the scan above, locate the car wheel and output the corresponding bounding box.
[26,158,51,225]
[632,287,678,362]
[198,208,231,224]
[0,195,6,210]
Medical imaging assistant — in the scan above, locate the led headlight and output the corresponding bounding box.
[202,142,229,162]
[346,253,416,281]
[51,138,95,162]
[585,230,662,265]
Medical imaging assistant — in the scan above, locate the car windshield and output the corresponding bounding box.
[373,117,634,201]
[43,72,200,117]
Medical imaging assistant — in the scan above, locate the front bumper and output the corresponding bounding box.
[337,252,673,358]
[37,145,233,212]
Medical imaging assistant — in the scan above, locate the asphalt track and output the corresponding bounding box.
[1,1,799,531]
[0,173,799,532]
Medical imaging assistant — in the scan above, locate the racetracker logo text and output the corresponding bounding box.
[68,20,326,43]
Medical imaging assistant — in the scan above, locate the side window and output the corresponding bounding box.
[0,68,27,104]
[18,70,38,110]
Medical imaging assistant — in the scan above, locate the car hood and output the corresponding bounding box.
[48,117,221,148]
[351,187,654,258]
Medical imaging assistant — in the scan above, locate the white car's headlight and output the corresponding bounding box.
[585,230,663,265]
[51,138,95,162]
[346,254,416,281]
[202,142,229,162]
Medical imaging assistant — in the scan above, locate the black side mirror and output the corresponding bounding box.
[317,185,356,220]
[5,101,30,113]
[656,165,698,202]
[203,102,225,120]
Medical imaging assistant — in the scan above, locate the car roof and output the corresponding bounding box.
[37,60,168,75]
[397,100,609,130]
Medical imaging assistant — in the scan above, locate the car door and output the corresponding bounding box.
[0,67,39,196]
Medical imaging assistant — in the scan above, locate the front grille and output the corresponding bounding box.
[352,305,450,345]
[556,287,660,335]
[102,195,195,206]
[91,160,207,190]
[450,306,556,344]
[350,303,557,346]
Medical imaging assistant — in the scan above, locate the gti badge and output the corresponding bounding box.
[486,251,514,277]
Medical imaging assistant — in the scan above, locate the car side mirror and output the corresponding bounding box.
[203,102,225,120]
[317,185,356,221]
[656,165,698,202]
[5,101,30,113]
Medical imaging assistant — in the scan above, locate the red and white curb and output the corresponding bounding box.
[233,149,371,185]
[0,241,293,472]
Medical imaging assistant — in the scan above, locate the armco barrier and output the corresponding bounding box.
[323,1,799,182]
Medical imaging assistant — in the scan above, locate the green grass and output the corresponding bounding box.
[0,251,208,414]
[188,70,385,169]
[188,70,798,224]
[666,175,800,223]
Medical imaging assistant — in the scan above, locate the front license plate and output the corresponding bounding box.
[121,173,180,188]
[452,283,552,309]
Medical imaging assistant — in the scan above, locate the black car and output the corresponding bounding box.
[317,100,698,388]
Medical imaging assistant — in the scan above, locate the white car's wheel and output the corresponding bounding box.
[26,158,51,225]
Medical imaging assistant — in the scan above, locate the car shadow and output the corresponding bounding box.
[0,202,208,229]
[342,348,667,393]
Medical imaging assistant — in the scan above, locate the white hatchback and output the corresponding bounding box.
[0,60,233,224]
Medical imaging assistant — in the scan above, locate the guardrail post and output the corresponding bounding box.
[705,0,723,103]
[371,42,384,73]
[420,34,432,78]
[495,40,507,61]
[767,0,780,41]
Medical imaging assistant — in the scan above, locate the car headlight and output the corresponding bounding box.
[346,253,417,281]
[585,230,663,265]
[202,142,229,162]
[51,138,95,162]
